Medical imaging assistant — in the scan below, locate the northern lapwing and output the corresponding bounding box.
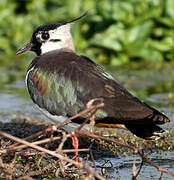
[16,13,170,162]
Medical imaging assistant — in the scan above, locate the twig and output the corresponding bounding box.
[20,148,90,156]
[0,136,61,153]
[7,100,104,151]
[61,148,89,153]
[0,130,105,180]
[89,149,96,169]
[133,150,144,179]
[132,154,137,180]
[8,126,54,149]
[159,172,163,180]
[74,98,104,133]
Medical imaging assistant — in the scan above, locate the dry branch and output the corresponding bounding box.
[0,98,173,179]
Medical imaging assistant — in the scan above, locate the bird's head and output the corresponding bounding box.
[16,13,87,56]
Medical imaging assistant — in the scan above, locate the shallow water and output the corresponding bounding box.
[0,65,174,179]
[92,150,174,180]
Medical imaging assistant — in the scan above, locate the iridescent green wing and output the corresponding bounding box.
[27,66,86,117]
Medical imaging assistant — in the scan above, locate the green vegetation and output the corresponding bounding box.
[0,0,174,68]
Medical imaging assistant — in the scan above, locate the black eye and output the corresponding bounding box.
[41,32,50,40]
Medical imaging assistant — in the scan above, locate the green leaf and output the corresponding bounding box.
[126,40,163,61]
[159,17,174,27]
[90,24,124,51]
[125,21,153,43]
[112,1,134,23]
[148,39,173,51]
[110,53,129,66]
[166,0,174,20]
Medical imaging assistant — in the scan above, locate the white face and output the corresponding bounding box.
[36,23,75,55]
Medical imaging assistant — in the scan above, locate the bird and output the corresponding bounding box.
[16,13,170,147]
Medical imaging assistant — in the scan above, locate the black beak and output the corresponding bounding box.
[16,42,33,55]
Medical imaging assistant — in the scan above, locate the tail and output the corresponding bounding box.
[124,112,170,140]
[125,123,166,140]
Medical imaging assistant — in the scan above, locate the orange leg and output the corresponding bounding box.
[71,136,79,168]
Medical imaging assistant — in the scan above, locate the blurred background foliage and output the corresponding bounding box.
[0,0,174,69]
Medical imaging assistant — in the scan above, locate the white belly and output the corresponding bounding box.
[37,105,90,133]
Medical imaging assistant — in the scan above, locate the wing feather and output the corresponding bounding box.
[26,50,163,124]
